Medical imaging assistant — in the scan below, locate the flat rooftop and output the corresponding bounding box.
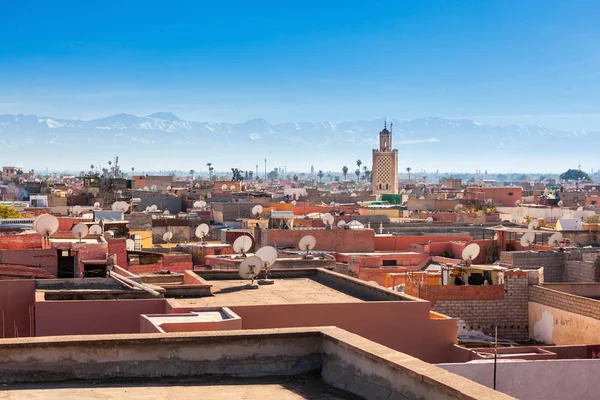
[172,277,364,307]
[0,376,357,400]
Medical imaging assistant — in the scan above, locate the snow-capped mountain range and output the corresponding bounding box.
[0,113,597,172]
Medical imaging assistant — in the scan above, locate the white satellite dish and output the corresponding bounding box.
[454,204,464,211]
[144,186,149,191]
[577,206,584,212]
[195,223,210,241]
[94,202,101,209]
[400,189,406,194]
[193,201,202,208]
[493,233,499,241]
[252,205,263,218]
[528,219,539,230]
[89,224,102,235]
[233,235,253,256]
[150,205,158,212]
[71,223,89,242]
[126,239,135,251]
[520,232,535,248]
[163,231,173,242]
[198,200,207,208]
[419,196,425,200]
[256,246,278,267]
[486,198,494,205]
[207,192,212,198]
[67,189,73,195]
[350,193,358,197]
[322,214,334,226]
[151,185,157,191]
[425,217,434,223]
[117,190,122,196]
[34,214,59,238]
[72,205,82,215]
[291,200,297,206]
[163,210,170,215]
[145,206,151,212]
[221,184,228,190]
[557,200,564,207]
[329,201,335,207]
[462,243,480,262]
[238,256,263,288]
[230,185,236,191]
[337,220,347,229]
[299,235,317,258]
[548,232,563,247]
[167,185,172,191]
[515,200,521,206]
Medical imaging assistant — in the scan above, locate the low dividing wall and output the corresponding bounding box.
[0,327,510,400]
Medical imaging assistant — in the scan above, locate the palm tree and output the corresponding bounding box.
[206,163,212,180]
[342,166,348,181]
[249,171,254,180]
[406,167,412,181]
[317,170,324,183]
[90,164,95,172]
[189,169,195,181]
[362,165,368,182]
[355,169,360,181]
[356,159,362,171]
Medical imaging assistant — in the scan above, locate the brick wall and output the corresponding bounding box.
[565,260,600,282]
[424,272,529,341]
[529,285,600,320]
[500,251,565,282]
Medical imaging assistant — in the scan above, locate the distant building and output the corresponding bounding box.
[372,123,399,195]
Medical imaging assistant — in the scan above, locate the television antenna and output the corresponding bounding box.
[126,239,135,251]
[71,223,89,243]
[520,232,535,249]
[238,256,262,289]
[195,223,210,243]
[337,220,347,229]
[34,214,59,239]
[256,245,277,285]
[528,219,539,230]
[89,224,102,235]
[322,213,334,228]
[298,235,316,259]
[548,232,563,248]
[232,235,253,257]
[461,243,481,264]
[252,205,263,218]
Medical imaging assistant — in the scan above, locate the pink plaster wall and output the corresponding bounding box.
[267,229,375,252]
[0,280,35,338]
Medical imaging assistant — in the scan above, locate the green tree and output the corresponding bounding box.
[317,170,324,183]
[356,159,362,171]
[342,166,348,180]
[355,168,360,181]
[406,167,412,181]
[559,169,591,181]
[0,204,21,219]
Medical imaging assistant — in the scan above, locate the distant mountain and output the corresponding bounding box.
[0,113,597,172]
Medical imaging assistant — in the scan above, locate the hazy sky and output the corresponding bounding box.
[1,1,600,130]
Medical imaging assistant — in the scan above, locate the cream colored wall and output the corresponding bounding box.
[529,302,600,345]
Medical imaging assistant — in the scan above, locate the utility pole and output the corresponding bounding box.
[264,158,267,180]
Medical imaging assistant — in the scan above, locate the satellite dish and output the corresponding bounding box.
[548,232,563,247]
[230,185,236,191]
[400,189,406,194]
[528,219,539,230]
[291,200,297,206]
[89,224,102,235]
[454,204,463,211]
[322,214,334,226]
[577,206,584,212]
[238,256,263,288]
[486,198,493,205]
[221,184,228,190]
[163,210,170,215]
[117,190,122,196]
[145,206,151,212]
[34,214,59,238]
[150,205,158,212]
[94,202,101,209]
[207,193,212,198]
[195,223,210,241]
[126,239,135,251]
[252,205,263,218]
[419,196,425,200]
[72,205,82,215]
[193,201,202,208]
[557,200,564,207]
[520,232,535,248]
[329,201,335,207]
[425,217,434,223]
[493,233,499,241]
[462,243,481,262]
[198,200,207,208]
[337,220,347,229]
[350,193,358,197]
[67,189,73,195]
[299,235,317,257]
[256,246,278,267]
[233,235,253,256]
[166,185,172,191]
[151,185,157,191]
[71,223,89,242]
[515,200,521,206]
[144,186,149,191]
[163,232,173,242]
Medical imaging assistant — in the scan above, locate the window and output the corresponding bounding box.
[508,192,513,196]
[382,260,397,266]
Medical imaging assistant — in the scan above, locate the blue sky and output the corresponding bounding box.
[1,1,600,130]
